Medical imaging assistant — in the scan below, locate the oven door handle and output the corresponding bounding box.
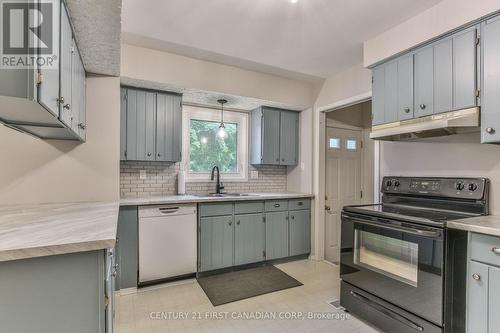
[349,290,424,332]
[343,214,442,239]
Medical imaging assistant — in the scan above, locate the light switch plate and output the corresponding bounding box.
[139,170,147,180]
[250,170,259,179]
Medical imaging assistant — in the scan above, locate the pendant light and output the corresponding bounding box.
[217,99,228,139]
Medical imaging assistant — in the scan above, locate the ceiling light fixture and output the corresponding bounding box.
[217,99,228,139]
[288,0,299,3]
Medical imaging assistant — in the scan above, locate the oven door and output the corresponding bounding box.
[340,212,445,326]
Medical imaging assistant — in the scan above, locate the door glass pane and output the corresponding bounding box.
[346,139,357,151]
[354,230,418,287]
[329,137,340,149]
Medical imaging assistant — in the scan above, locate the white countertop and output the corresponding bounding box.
[120,192,314,206]
[0,202,119,262]
[448,215,500,237]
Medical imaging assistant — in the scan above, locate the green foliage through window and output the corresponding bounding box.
[189,119,238,173]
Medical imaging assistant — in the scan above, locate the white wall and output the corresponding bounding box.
[380,133,500,214]
[0,76,121,205]
[315,63,372,111]
[121,43,317,109]
[287,107,313,194]
[364,0,500,66]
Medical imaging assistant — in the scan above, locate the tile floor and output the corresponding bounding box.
[114,260,381,333]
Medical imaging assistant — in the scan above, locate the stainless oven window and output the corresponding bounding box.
[354,230,419,287]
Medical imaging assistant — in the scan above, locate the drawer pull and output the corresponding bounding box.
[492,247,500,254]
[297,202,303,206]
[274,204,280,208]
[472,273,481,281]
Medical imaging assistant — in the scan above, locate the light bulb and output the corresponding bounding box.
[200,137,208,144]
[217,124,227,139]
[289,0,299,3]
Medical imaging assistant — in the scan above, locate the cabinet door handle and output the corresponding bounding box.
[298,202,303,206]
[236,220,240,225]
[57,97,65,104]
[420,104,426,110]
[486,127,495,135]
[404,107,410,113]
[157,153,161,157]
[492,247,500,254]
[472,273,481,281]
[228,220,233,226]
[274,203,280,208]
[281,158,285,162]
[275,158,279,162]
[291,215,295,220]
[78,123,86,130]
[147,153,152,157]
[63,103,71,110]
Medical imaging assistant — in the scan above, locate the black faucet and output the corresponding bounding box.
[211,166,225,194]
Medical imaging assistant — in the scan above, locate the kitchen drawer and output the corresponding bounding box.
[470,232,500,267]
[234,201,264,215]
[289,199,310,211]
[265,200,288,212]
[199,203,233,217]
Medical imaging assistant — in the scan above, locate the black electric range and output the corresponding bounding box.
[340,176,489,333]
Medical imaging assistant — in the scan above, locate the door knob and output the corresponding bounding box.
[325,206,331,211]
[486,127,495,134]
[472,273,481,281]
[420,104,426,110]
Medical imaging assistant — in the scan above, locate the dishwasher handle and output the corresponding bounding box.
[159,207,180,214]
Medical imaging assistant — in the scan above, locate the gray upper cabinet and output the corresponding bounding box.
[433,39,453,114]
[125,89,156,161]
[279,111,299,165]
[414,46,435,117]
[251,106,299,166]
[397,54,414,120]
[0,1,86,141]
[453,26,478,110]
[372,23,480,127]
[121,87,183,162]
[384,61,399,123]
[156,93,182,162]
[371,66,385,125]
[481,15,500,144]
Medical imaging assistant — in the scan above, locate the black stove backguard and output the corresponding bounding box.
[340,177,489,333]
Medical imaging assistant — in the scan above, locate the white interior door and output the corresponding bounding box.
[325,127,362,263]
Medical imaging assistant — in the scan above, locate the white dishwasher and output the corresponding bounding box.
[139,204,197,284]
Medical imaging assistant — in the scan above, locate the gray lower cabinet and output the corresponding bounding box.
[234,213,266,265]
[116,206,138,290]
[0,251,107,333]
[121,87,182,161]
[467,232,500,332]
[250,106,299,166]
[265,211,289,260]
[481,15,500,143]
[199,215,234,272]
[198,199,310,272]
[289,209,311,257]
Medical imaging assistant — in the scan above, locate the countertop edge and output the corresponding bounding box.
[119,193,315,207]
[0,238,116,263]
[447,215,500,237]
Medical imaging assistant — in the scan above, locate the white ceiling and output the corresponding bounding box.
[122,0,442,81]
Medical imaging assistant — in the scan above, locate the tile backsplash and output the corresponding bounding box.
[120,161,287,198]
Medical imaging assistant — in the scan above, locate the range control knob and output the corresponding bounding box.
[456,182,465,191]
[394,180,400,187]
[386,180,393,187]
[469,183,478,191]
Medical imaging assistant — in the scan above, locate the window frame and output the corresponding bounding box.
[182,105,248,182]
